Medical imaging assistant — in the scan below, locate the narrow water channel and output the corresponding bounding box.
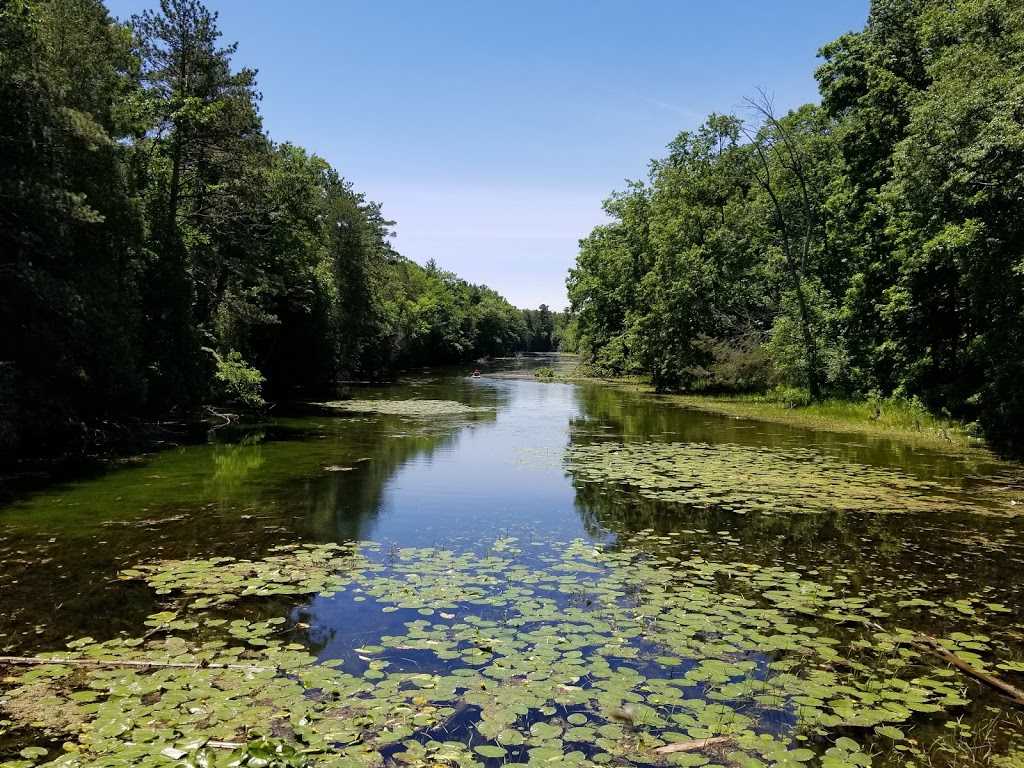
[2,356,1023,767]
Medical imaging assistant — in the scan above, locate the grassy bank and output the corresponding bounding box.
[551,365,990,456]
[662,391,987,455]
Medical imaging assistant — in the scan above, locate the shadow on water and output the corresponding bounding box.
[0,368,513,652]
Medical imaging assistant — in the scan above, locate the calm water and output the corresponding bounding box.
[1,355,1023,763]
[1,357,1022,649]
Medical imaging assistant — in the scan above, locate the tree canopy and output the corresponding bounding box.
[0,0,529,455]
[567,0,1024,453]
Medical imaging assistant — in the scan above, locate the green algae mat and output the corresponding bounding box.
[2,537,1023,768]
[565,442,1011,516]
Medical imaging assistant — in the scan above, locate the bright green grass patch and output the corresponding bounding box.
[662,392,986,455]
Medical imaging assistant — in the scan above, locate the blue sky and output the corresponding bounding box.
[104,0,870,310]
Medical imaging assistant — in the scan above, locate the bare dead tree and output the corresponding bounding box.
[740,89,823,400]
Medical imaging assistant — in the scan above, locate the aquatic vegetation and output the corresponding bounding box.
[312,398,498,441]
[122,542,370,608]
[565,442,1001,516]
[315,400,494,418]
[3,537,1021,767]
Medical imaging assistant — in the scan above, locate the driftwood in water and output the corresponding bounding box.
[860,621,1024,708]
[654,737,733,755]
[913,633,1024,707]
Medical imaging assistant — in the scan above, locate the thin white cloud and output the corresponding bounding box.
[641,97,707,124]
[377,183,605,238]
[359,181,609,309]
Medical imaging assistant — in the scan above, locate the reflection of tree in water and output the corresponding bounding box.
[571,383,1004,484]
[223,596,334,659]
[295,423,470,542]
[207,431,266,500]
[197,398,499,543]
[573,474,852,555]
[291,605,334,658]
[571,475,1024,641]
[0,407,493,654]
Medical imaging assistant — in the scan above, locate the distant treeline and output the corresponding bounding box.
[0,0,561,454]
[566,0,1024,451]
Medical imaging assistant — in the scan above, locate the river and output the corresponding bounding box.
[1,355,1022,767]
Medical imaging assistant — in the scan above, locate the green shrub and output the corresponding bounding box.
[215,351,266,409]
[764,386,812,408]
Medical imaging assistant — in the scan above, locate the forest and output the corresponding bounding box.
[6,0,1024,458]
[566,0,1024,452]
[0,0,556,456]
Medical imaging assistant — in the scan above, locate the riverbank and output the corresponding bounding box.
[545,368,992,458]
[0,409,248,504]
[666,392,989,452]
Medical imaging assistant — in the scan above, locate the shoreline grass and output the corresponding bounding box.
[663,392,986,453]
[561,368,993,457]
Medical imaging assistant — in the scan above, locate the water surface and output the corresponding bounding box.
[1,356,1023,765]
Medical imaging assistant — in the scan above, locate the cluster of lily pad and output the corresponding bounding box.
[565,442,990,516]
[122,544,369,609]
[315,401,494,418]
[1,537,1021,768]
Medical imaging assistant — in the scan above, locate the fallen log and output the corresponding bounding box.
[654,737,733,755]
[860,621,1024,708]
[914,633,1024,707]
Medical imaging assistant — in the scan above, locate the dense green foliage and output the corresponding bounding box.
[0,0,528,454]
[567,0,1024,452]
[520,304,573,353]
